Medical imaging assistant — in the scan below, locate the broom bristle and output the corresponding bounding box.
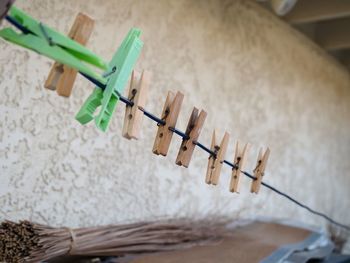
[0,220,228,262]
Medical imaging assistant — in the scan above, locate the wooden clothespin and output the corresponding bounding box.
[205,130,230,185]
[44,13,94,97]
[153,91,184,156]
[251,148,270,194]
[176,107,207,168]
[122,70,151,140]
[230,142,250,193]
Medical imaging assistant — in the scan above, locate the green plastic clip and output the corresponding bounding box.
[0,5,143,132]
[75,88,104,124]
[0,6,108,84]
[76,28,143,132]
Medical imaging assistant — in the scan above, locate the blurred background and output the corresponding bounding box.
[0,0,349,241]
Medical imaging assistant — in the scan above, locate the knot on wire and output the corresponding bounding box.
[66,228,77,255]
[103,66,117,78]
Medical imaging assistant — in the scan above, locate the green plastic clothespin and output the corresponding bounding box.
[0,5,143,132]
[76,28,143,132]
[0,6,108,84]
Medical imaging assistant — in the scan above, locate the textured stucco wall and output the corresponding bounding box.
[0,0,350,231]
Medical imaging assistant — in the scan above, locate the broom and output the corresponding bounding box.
[0,219,227,263]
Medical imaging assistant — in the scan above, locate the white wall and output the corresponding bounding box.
[0,0,349,231]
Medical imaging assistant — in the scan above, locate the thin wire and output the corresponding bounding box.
[169,127,189,139]
[259,180,350,231]
[6,17,349,231]
[79,72,106,88]
[5,15,31,34]
[138,106,165,125]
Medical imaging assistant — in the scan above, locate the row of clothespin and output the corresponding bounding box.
[116,69,270,194]
[102,65,270,193]
[1,6,270,194]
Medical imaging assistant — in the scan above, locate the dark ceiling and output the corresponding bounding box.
[259,0,350,71]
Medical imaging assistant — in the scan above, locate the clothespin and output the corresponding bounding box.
[0,0,14,23]
[205,130,229,185]
[76,28,143,132]
[122,70,151,140]
[45,13,94,97]
[0,6,107,83]
[176,107,207,168]
[230,142,250,193]
[153,91,184,156]
[251,148,270,194]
